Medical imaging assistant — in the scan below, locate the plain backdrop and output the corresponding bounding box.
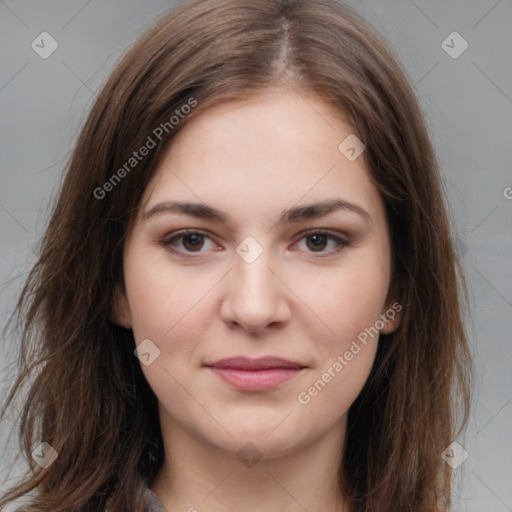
[1,1,511,510]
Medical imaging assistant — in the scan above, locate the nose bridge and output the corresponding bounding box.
[220,234,289,333]
[233,236,277,303]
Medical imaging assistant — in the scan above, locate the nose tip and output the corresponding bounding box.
[219,252,291,336]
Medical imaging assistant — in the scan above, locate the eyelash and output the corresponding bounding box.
[160,229,350,258]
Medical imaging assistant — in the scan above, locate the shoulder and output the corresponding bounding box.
[143,487,168,512]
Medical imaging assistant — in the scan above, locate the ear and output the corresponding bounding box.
[110,282,133,328]
[379,301,403,335]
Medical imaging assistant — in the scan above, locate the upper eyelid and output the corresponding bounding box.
[163,228,348,241]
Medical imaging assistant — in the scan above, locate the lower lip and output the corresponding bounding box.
[207,367,304,391]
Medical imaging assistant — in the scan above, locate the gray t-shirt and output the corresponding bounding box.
[143,486,168,512]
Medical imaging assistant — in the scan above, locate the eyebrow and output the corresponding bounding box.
[144,199,372,226]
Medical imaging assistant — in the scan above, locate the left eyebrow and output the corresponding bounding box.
[144,198,372,226]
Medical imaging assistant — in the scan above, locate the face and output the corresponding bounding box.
[113,88,401,459]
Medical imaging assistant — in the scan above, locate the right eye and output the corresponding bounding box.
[160,229,219,255]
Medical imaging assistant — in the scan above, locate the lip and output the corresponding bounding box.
[204,357,307,391]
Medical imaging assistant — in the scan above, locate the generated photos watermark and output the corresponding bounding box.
[297,302,402,405]
[31,441,58,469]
[93,97,197,200]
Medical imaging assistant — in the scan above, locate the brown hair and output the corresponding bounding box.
[0,0,471,510]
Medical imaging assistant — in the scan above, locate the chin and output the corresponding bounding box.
[202,416,318,460]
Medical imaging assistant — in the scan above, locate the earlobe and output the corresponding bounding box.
[379,303,403,335]
[110,283,133,328]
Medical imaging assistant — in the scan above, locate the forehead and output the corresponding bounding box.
[140,88,384,228]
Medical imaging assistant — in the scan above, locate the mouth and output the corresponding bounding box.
[203,356,308,391]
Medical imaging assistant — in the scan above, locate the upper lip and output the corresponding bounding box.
[204,356,306,370]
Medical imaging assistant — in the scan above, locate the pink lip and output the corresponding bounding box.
[204,357,307,391]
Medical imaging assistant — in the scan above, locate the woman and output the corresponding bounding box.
[0,0,471,511]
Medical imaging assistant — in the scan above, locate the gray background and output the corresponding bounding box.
[0,0,511,510]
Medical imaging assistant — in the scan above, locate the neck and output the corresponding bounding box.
[151,414,350,512]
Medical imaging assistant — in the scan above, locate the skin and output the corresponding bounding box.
[113,87,401,512]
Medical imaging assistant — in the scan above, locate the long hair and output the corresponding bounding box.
[0,1,471,510]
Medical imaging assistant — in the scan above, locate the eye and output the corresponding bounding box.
[292,230,349,256]
[161,229,217,254]
[160,229,349,257]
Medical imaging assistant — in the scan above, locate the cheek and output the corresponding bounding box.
[125,259,214,408]
[123,247,212,340]
[298,263,390,346]
[294,269,383,417]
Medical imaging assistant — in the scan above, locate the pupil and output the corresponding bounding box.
[308,234,326,251]
[185,234,202,250]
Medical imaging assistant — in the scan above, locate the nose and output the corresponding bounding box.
[219,244,291,336]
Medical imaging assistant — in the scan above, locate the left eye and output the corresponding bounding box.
[293,230,349,255]
[161,229,348,256]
